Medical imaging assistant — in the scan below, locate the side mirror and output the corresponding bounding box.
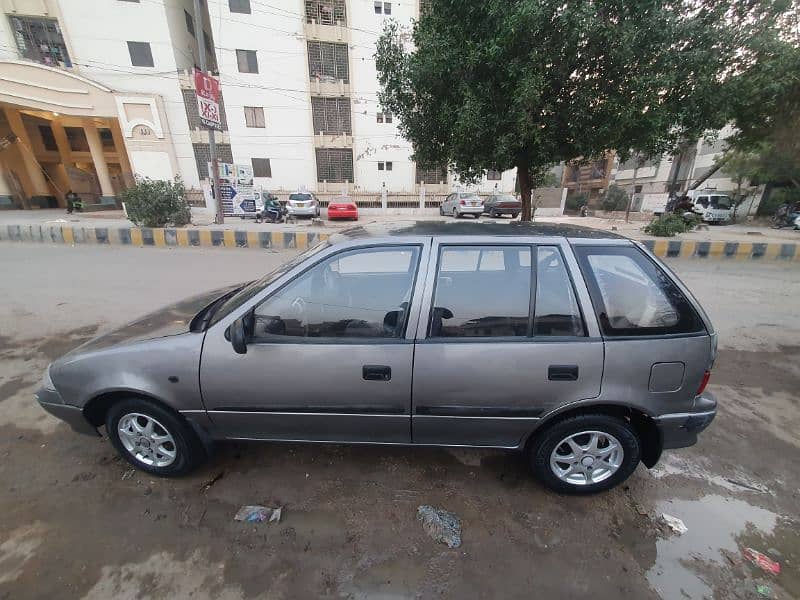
[229,317,248,354]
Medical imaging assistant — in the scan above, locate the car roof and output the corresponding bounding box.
[327,220,626,242]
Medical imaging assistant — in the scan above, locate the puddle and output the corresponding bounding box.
[647,495,778,599]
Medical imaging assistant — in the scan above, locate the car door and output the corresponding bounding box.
[411,239,604,447]
[199,241,430,443]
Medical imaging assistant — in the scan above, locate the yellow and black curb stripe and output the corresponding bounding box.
[0,224,329,250]
[1,224,798,261]
[640,239,799,261]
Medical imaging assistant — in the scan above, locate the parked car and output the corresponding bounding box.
[440,191,484,218]
[286,192,320,218]
[37,222,717,494]
[684,189,732,223]
[327,196,358,220]
[483,193,521,218]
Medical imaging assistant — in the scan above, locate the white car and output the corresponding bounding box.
[286,192,321,218]
[686,192,732,224]
[440,191,484,218]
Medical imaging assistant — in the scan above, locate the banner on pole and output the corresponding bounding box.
[194,69,221,129]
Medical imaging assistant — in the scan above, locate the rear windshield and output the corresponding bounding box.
[574,246,705,337]
[289,193,312,201]
[495,195,518,202]
[461,192,479,199]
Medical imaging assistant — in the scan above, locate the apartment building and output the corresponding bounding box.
[207,0,515,195]
[0,0,514,210]
[611,126,740,209]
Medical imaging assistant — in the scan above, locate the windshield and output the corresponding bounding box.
[289,193,312,202]
[208,240,330,326]
[709,195,732,209]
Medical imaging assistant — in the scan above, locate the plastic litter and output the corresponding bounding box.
[234,505,282,523]
[743,548,781,575]
[417,505,462,548]
[660,513,688,535]
[756,584,772,598]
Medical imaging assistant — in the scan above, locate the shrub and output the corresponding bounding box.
[601,185,629,212]
[643,213,700,237]
[565,194,588,212]
[121,177,191,228]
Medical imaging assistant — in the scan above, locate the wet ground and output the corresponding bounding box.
[0,244,798,599]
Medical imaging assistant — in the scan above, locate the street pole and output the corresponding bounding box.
[626,152,640,224]
[193,0,223,224]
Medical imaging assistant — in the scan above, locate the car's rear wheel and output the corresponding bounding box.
[453,208,461,219]
[489,209,498,218]
[529,414,640,494]
[106,398,206,477]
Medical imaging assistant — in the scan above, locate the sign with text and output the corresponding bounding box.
[194,69,221,129]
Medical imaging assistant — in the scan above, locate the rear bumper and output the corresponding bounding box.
[287,206,317,216]
[328,210,358,219]
[654,392,716,449]
[35,387,99,436]
[457,206,484,214]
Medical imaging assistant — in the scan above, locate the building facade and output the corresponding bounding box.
[0,0,514,209]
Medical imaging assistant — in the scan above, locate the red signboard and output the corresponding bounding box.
[194,69,221,129]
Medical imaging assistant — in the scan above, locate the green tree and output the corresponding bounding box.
[122,177,191,228]
[376,0,791,220]
[601,185,630,212]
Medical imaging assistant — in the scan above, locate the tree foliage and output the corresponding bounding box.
[122,177,191,228]
[601,184,630,212]
[723,5,800,189]
[376,0,795,220]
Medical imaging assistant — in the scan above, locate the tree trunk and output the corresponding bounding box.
[517,160,533,222]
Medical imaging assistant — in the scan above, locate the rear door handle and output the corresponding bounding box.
[548,365,579,381]
[363,365,391,381]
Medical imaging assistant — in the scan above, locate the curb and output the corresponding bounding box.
[0,224,328,251]
[0,223,798,261]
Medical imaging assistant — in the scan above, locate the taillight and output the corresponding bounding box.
[696,371,711,396]
[348,204,356,210]
[459,200,466,205]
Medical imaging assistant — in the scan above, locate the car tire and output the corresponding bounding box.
[453,208,461,219]
[489,209,497,218]
[439,205,444,216]
[105,397,207,477]
[528,414,640,495]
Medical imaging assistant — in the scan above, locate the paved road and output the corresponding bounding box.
[0,244,798,599]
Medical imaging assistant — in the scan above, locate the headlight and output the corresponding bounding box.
[42,365,56,392]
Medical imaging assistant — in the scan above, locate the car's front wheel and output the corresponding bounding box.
[106,398,206,477]
[529,414,640,494]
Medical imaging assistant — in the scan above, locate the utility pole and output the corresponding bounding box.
[193,0,223,224]
[626,151,641,224]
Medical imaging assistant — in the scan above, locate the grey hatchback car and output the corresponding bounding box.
[37,222,717,494]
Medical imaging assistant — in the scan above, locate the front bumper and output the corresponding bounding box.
[35,387,99,436]
[654,392,716,449]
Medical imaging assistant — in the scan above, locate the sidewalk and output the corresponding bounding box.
[1,208,798,261]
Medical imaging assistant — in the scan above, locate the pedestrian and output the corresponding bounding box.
[65,189,78,214]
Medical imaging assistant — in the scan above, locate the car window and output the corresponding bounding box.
[575,246,705,336]
[461,192,479,199]
[209,241,330,326]
[697,196,709,208]
[710,195,731,209]
[252,246,420,339]
[534,247,585,336]
[289,193,312,201]
[430,245,532,338]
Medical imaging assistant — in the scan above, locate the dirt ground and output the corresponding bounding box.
[0,244,798,599]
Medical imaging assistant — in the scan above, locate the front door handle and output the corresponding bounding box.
[548,365,579,381]
[363,365,391,381]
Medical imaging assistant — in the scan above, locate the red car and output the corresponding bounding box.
[327,196,359,220]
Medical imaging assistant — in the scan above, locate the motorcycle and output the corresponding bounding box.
[772,203,800,229]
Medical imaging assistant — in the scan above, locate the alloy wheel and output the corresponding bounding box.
[117,412,178,468]
[549,430,623,485]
